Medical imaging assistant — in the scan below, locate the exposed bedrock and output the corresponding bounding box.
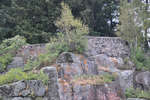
[2,37,149,100]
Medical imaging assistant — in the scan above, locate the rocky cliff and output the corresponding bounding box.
[0,37,150,100]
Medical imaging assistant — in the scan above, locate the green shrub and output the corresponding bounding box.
[0,53,13,72]
[0,35,26,55]
[125,87,150,99]
[55,2,89,54]
[72,73,117,85]
[0,68,49,85]
[0,35,27,72]
[131,47,150,71]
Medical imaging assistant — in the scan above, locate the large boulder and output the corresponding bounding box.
[56,52,125,100]
[135,71,150,90]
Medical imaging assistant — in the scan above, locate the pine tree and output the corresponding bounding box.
[54,2,89,53]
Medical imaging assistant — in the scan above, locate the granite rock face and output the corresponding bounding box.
[0,80,46,99]
[3,37,150,100]
[0,67,60,100]
[56,37,133,100]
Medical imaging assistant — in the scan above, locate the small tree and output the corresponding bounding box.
[117,0,143,48]
[54,2,89,53]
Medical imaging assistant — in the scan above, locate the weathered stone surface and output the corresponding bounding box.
[56,52,126,100]
[11,97,32,100]
[26,80,46,97]
[6,44,47,71]
[35,97,48,100]
[1,97,32,100]
[1,37,136,100]
[42,67,60,100]
[0,80,46,97]
[0,67,61,100]
[16,44,46,64]
[56,52,75,64]
[127,98,147,100]
[135,71,150,90]
[7,57,24,70]
[59,80,124,100]
[119,70,134,92]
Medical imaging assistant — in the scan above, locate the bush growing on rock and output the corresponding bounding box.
[0,35,26,72]
[0,68,49,85]
[72,73,117,85]
[54,2,89,53]
[131,47,150,71]
[125,87,150,99]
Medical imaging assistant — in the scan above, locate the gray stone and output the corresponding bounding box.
[21,90,30,96]
[42,67,60,100]
[13,81,26,96]
[35,97,48,100]
[56,52,81,64]
[119,70,134,93]
[86,37,130,58]
[0,80,46,97]
[135,71,150,90]
[26,80,46,97]
[12,97,32,100]
[1,97,32,100]
[7,57,24,70]
[127,98,147,100]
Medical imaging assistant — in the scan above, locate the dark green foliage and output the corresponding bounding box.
[65,0,119,36]
[0,0,119,43]
[0,0,61,43]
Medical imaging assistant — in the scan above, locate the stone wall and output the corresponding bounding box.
[86,36,130,57]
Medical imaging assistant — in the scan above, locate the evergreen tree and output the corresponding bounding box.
[65,0,119,36]
[0,0,61,43]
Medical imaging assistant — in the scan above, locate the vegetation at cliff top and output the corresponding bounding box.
[0,35,27,72]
